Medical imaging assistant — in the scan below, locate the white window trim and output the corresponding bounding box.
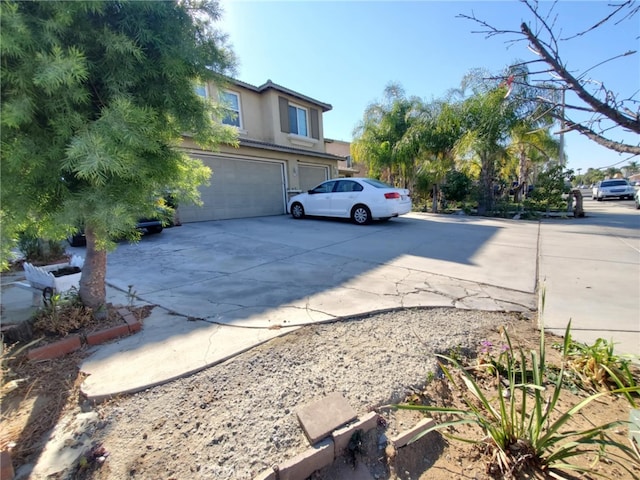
[288,102,309,137]
[287,133,318,148]
[221,89,243,130]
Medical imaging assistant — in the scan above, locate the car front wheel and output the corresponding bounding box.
[351,205,371,225]
[290,202,305,219]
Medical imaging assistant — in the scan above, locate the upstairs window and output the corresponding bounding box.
[195,84,208,98]
[288,104,308,136]
[220,90,241,128]
[279,96,320,140]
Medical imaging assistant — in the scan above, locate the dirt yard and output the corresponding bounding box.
[1,307,639,479]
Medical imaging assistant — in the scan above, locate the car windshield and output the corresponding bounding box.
[601,180,628,187]
[363,178,394,189]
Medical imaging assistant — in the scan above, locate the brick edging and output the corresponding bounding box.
[27,308,142,361]
[254,413,436,480]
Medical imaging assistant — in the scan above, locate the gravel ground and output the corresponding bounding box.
[83,307,527,479]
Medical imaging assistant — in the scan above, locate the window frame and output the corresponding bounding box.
[220,89,242,129]
[288,103,309,137]
[195,84,208,99]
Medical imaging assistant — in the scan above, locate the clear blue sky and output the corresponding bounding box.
[219,1,639,174]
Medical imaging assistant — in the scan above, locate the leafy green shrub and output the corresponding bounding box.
[397,322,640,478]
[526,165,573,214]
[442,170,471,203]
[17,228,66,264]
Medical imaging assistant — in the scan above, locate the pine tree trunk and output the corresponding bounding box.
[79,226,107,319]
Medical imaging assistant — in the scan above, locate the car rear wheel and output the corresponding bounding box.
[290,202,305,219]
[147,225,163,234]
[351,205,371,225]
[67,235,86,247]
[596,197,602,202]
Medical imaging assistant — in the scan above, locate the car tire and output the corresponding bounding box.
[147,225,163,234]
[67,235,86,247]
[290,202,305,219]
[351,205,371,225]
[596,197,602,202]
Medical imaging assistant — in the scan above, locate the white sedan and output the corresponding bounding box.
[288,178,412,225]
[593,179,636,201]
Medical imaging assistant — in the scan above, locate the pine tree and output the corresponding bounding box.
[1,0,238,314]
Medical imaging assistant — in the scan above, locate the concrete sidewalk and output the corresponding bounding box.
[538,201,640,357]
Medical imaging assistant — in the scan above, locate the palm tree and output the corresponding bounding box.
[454,87,519,215]
[352,84,425,189]
[506,122,560,202]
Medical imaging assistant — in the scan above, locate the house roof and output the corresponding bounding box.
[229,78,333,113]
[240,138,343,161]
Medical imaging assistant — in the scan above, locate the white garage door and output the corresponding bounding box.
[179,156,286,222]
[299,164,329,192]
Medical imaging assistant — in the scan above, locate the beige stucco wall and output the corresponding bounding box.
[208,82,327,155]
[325,139,351,157]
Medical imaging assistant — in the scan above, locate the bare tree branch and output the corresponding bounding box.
[559,118,640,154]
[521,22,640,134]
[560,0,633,40]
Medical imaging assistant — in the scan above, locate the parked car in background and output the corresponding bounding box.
[68,218,164,247]
[592,179,636,201]
[287,178,411,225]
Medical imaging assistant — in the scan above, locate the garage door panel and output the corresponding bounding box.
[299,165,328,192]
[179,156,285,222]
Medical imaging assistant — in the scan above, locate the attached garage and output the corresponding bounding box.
[179,155,286,223]
[299,164,329,192]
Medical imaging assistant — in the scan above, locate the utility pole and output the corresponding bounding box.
[559,88,566,166]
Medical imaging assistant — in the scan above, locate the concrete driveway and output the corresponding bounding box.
[77,202,638,400]
[102,213,539,326]
[79,213,539,399]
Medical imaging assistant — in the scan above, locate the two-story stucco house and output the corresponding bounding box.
[178,78,343,223]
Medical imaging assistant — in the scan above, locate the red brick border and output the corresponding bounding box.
[86,324,131,346]
[28,335,82,361]
[1,450,14,480]
[27,308,143,362]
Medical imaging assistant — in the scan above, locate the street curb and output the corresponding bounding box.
[27,308,142,362]
[254,411,379,480]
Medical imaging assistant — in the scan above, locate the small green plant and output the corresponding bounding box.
[33,290,92,336]
[425,371,436,384]
[564,335,638,402]
[397,321,640,478]
[126,284,137,308]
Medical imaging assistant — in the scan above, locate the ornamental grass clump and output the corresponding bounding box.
[562,335,638,401]
[398,321,640,478]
